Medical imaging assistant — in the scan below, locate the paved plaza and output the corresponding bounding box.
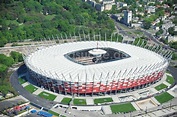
[14,70,177,117]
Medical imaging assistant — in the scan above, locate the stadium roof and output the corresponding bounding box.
[25,41,168,82]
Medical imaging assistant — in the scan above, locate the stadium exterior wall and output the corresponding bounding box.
[27,65,167,95]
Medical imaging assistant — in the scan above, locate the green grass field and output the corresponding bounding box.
[60,115,66,117]
[38,91,57,101]
[155,83,168,91]
[155,92,174,104]
[94,97,113,104]
[18,77,26,84]
[110,103,136,113]
[166,75,175,84]
[61,97,72,105]
[73,99,87,105]
[24,84,38,93]
[48,110,59,116]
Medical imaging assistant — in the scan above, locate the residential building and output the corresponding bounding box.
[102,0,115,5]
[104,4,112,10]
[118,2,127,7]
[95,4,104,11]
[123,10,132,26]
[168,36,177,42]
[146,6,156,13]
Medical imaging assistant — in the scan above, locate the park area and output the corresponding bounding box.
[24,84,38,93]
[48,110,59,116]
[155,92,174,104]
[166,75,175,84]
[18,76,27,84]
[94,97,113,104]
[110,102,136,113]
[61,97,72,105]
[73,99,87,105]
[38,91,56,101]
[155,83,168,91]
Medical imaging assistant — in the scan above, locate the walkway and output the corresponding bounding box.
[10,64,177,117]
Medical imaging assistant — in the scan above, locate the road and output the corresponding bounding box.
[10,65,57,110]
[0,96,26,111]
[112,18,136,39]
[168,66,177,82]
[112,17,176,52]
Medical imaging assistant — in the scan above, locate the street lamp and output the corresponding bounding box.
[170,100,172,109]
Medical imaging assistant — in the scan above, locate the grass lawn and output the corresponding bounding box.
[24,84,38,93]
[166,75,175,84]
[73,99,87,105]
[110,103,136,113]
[18,77,26,84]
[94,97,113,104]
[155,83,168,91]
[60,115,66,117]
[38,91,56,101]
[61,97,72,105]
[18,109,27,114]
[48,110,59,116]
[155,92,174,104]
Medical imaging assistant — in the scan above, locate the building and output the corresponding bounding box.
[95,4,104,11]
[123,10,132,26]
[146,6,156,13]
[102,0,115,5]
[104,4,112,10]
[131,23,142,29]
[168,36,177,42]
[86,0,96,7]
[117,2,127,7]
[111,14,123,21]
[175,26,177,32]
[154,26,160,31]
[24,40,170,96]
[84,0,114,11]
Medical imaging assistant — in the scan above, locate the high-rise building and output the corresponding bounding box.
[123,10,132,26]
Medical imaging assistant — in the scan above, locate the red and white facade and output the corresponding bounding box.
[25,41,169,95]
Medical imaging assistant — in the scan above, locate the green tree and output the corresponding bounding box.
[143,20,151,29]
[172,53,177,60]
[169,41,177,49]
[155,29,163,36]
[168,27,177,36]
[0,37,8,47]
[0,64,8,78]
[0,54,14,67]
[10,51,23,63]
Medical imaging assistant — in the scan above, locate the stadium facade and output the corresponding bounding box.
[24,41,171,96]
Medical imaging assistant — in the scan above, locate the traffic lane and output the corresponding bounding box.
[168,66,177,81]
[115,24,134,38]
[139,30,177,51]
[0,98,24,111]
[10,71,57,109]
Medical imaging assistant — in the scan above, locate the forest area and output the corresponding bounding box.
[0,0,115,47]
[0,51,23,96]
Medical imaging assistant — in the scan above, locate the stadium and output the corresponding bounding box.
[24,41,169,96]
